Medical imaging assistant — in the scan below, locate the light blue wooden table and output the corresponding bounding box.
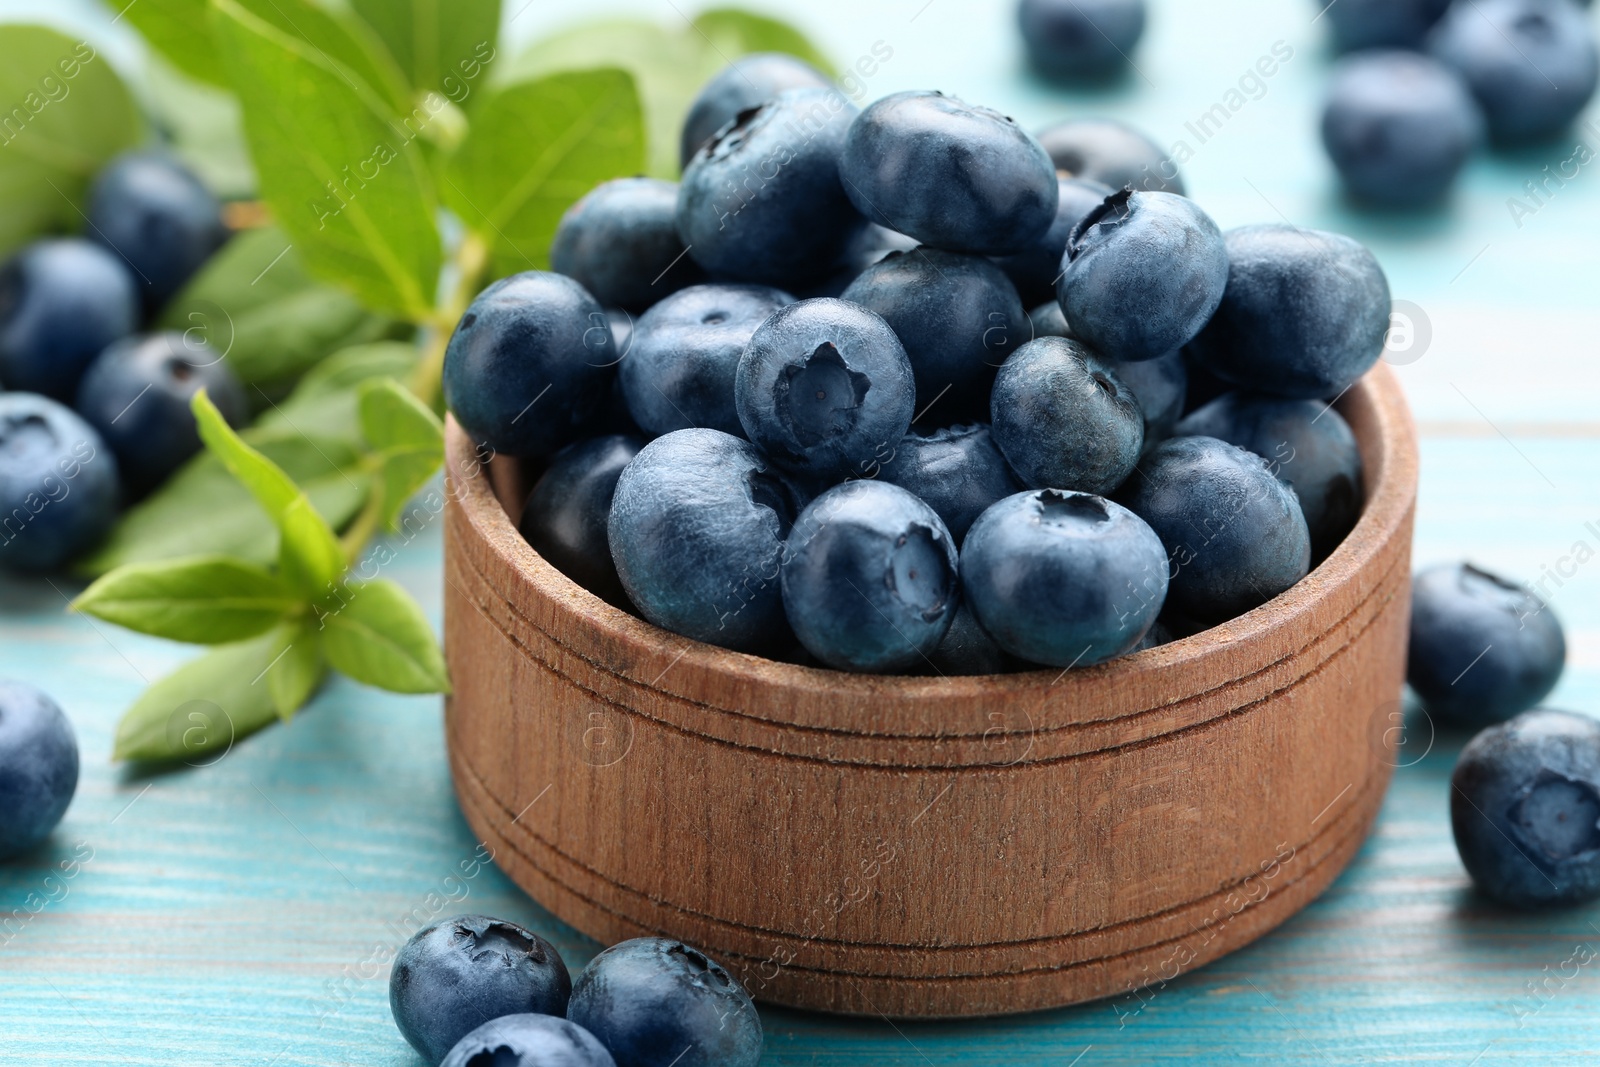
[5,0,1600,1062]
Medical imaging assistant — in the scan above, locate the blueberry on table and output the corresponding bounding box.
[391,915,573,1066]
[1017,0,1148,80]
[443,271,615,458]
[520,435,645,608]
[1408,562,1565,726]
[839,248,1025,422]
[1428,0,1599,143]
[877,423,1021,543]
[86,151,227,310]
[0,239,138,401]
[0,394,119,572]
[989,336,1144,495]
[1322,0,1452,51]
[840,90,1059,256]
[929,602,1010,675]
[567,938,762,1067]
[679,52,832,168]
[1186,224,1391,400]
[75,332,246,495]
[1116,435,1311,627]
[1115,350,1188,455]
[992,176,1114,307]
[551,178,705,311]
[1058,189,1229,363]
[608,428,804,653]
[734,297,914,483]
[0,680,78,860]
[618,284,793,438]
[1451,709,1600,908]
[678,88,866,288]
[439,1014,616,1067]
[1035,117,1186,195]
[1175,392,1363,563]
[1321,51,1482,208]
[961,490,1168,667]
[781,480,959,673]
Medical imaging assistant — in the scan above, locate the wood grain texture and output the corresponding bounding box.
[440,365,1418,1017]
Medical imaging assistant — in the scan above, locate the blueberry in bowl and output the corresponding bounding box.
[0,680,78,860]
[1115,349,1188,454]
[0,393,120,572]
[551,178,705,311]
[991,176,1114,307]
[679,52,832,168]
[520,435,645,609]
[0,238,138,401]
[439,1014,616,1067]
[877,422,1021,543]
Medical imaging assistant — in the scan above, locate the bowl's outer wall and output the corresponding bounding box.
[441,365,1417,1018]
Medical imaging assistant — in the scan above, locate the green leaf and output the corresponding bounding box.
[144,56,257,199]
[263,621,325,720]
[319,578,449,693]
[211,0,442,320]
[193,390,348,598]
[358,378,444,529]
[72,556,300,644]
[113,629,289,761]
[258,341,421,440]
[0,27,142,257]
[77,432,369,576]
[348,0,500,95]
[124,0,230,87]
[690,9,836,73]
[444,69,644,276]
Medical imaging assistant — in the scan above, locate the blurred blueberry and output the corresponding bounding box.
[840,90,1059,255]
[928,602,1010,675]
[1322,51,1482,207]
[619,284,793,437]
[1187,224,1390,399]
[87,151,227,310]
[568,938,762,1067]
[443,271,615,458]
[0,394,118,572]
[551,178,706,311]
[0,239,138,400]
[1452,708,1600,908]
[962,489,1168,667]
[1018,0,1147,79]
[1116,350,1188,454]
[1409,562,1566,726]
[992,176,1114,307]
[877,423,1021,543]
[990,336,1144,494]
[75,332,244,495]
[1058,189,1228,363]
[520,435,645,608]
[1035,117,1186,195]
[439,1014,615,1067]
[1323,0,1452,50]
[680,52,832,167]
[1117,435,1311,626]
[0,680,78,859]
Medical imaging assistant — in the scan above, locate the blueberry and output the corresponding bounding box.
[606,308,634,357]
[840,91,1059,255]
[678,88,867,288]
[551,178,706,311]
[0,394,118,572]
[619,284,793,438]
[877,423,1021,543]
[734,297,914,482]
[439,1014,615,1067]
[928,602,1010,675]
[0,239,138,401]
[1175,392,1363,563]
[781,480,959,672]
[1035,117,1186,195]
[86,151,227,310]
[567,938,762,1067]
[520,435,645,607]
[1116,435,1311,627]
[443,271,614,458]
[990,336,1144,494]
[1018,0,1147,80]
[1322,51,1483,207]
[1428,0,1599,143]
[1133,618,1174,651]
[1409,562,1565,726]
[1186,224,1390,400]
[1115,350,1188,454]
[1451,709,1600,908]
[991,177,1114,307]
[961,489,1167,667]
[1027,300,1072,340]
[839,248,1025,422]
[1323,0,1452,50]
[75,332,246,495]
[608,429,803,652]
[680,52,832,167]
[391,915,573,1066]
[0,680,78,859]
[1058,189,1228,363]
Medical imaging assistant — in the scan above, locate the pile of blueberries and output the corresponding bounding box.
[446,56,1385,675]
[390,916,760,1067]
[1319,0,1599,207]
[0,151,241,574]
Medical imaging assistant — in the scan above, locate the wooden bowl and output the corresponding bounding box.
[441,363,1417,1019]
